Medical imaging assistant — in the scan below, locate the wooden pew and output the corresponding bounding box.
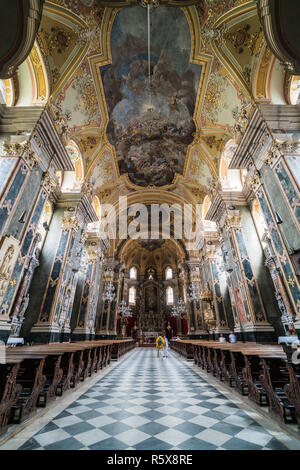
[36,353,63,407]
[284,361,300,430]
[111,339,135,360]
[170,339,197,359]
[260,355,297,424]
[242,352,268,405]
[170,338,300,427]
[0,339,135,435]
[6,353,47,424]
[0,359,23,436]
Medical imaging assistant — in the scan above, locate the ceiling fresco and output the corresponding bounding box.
[33,0,284,214]
[101,5,202,186]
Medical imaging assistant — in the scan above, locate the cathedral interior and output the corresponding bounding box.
[0,0,300,453]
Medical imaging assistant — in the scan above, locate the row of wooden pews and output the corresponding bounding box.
[0,339,135,437]
[170,339,300,430]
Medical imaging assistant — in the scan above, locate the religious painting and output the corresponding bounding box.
[234,287,247,324]
[101,5,202,186]
[145,284,158,312]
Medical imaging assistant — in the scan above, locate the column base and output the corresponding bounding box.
[235,324,276,342]
[214,327,231,340]
[29,323,61,344]
[96,332,117,340]
[72,327,92,342]
[61,327,71,343]
[188,330,209,339]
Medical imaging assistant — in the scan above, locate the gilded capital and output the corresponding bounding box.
[2,141,41,169]
[225,210,242,229]
[61,215,80,230]
[42,171,57,194]
[247,169,261,193]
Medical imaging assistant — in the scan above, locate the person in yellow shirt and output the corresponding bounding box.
[156,335,164,357]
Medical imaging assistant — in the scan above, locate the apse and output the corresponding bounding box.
[101,4,202,186]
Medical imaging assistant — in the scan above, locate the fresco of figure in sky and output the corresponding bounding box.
[101,4,202,187]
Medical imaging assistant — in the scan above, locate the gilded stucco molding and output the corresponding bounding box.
[2,141,42,169]
[88,5,213,190]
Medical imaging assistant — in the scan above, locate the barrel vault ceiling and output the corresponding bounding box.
[35,0,283,208]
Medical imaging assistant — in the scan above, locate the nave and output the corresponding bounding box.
[2,349,300,451]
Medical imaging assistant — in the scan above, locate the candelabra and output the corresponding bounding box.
[103,282,116,302]
[117,299,132,317]
[187,282,199,302]
[171,298,186,317]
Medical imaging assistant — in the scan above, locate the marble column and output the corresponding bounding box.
[186,259,208,338]
[0,142,34,239]
[0,171,55,342]
[205,243,230,337]
[223,209,275,341]
[29,208,81,342]
[228,103,300,336]
[97,258,118,338]
[72,240,103,340]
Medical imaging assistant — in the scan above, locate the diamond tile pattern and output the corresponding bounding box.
[19,349,289,450]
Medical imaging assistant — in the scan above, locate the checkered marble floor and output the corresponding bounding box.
[16,349,299,450]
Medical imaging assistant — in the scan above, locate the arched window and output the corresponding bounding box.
[129,286,136,305]
[165,267,173,280]
[166,286,174,305]
[129,266,137,279]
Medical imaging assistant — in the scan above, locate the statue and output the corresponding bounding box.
[0,245,14,303]
[121,315,128,338]
[10,294,30,337]
[166,322,172,340]
[59,287,71,327]
[131,322,138,340]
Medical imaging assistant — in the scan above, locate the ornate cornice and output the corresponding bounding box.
[2,140,41,169]
[230,104,300,170]
[0,105,44,134]
[31,108,74,176]
[263,139,300,168]
[55,192,98,225]
[206,190,253,224]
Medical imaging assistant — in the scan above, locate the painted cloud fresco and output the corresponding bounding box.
[101,5,202,187]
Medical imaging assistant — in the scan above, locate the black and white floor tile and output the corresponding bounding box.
[3,349,300,451]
